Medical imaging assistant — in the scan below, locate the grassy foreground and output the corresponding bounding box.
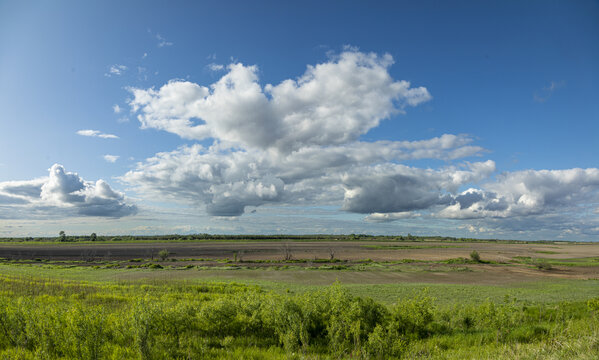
[0,264,598,359]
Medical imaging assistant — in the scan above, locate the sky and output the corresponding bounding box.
[0,0,598,240]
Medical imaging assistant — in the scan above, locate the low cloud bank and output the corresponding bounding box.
[0,164,137,218]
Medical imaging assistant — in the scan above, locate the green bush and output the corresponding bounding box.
[158,250,169,261]
[588,298,599,314]
[535,261,552,270]
[0,274,597,358]
[366,324,407,359]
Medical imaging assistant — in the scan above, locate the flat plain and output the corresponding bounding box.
[1,237,598,359]
[1,238,598,303]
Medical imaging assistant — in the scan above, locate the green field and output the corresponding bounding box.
[0,259,598,359]
[2,263,599,306]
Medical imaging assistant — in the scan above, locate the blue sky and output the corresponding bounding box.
[0,0,598,240]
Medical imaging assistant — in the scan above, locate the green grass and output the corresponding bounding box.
[0,261,598,359]
[514,256,599,267]
[352,280,599,305]
[0,257,489,272]
[0,265,598,359]
[1,263,596,307]
[202,277,599,306]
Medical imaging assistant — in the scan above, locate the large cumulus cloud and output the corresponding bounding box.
[0,164,137,218]
[122,135,485,216]
[438,168,599,219]
[341,160,496,214]
[354,166,599,235]
[121,49,599,237]
[128,50,431,153]
[123,50,497,217]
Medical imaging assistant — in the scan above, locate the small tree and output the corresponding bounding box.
[234,250,244,262]
[282,244,293,261]
[158,249,169,261]
[470,250,481,263]
[59,230,66,242]
[90,233,97,241]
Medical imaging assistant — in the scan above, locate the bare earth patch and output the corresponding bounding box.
[1,240,598,285]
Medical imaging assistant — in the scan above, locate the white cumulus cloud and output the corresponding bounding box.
[0,164,136,218]
[438,168,599,219]
[128,50,431,154]
[103,155,119,163]
[121,136,485,217]
[341,160,496,214]
[76,129,119,139]
[117,49,598,237]
[365,212,420,222]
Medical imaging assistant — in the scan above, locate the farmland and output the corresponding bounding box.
[0,236,598,358]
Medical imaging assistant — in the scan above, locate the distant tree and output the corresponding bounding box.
[59,230,66,242]
[470,250,481,263]
[282,244,293,261]
[90,233,97,241]
[158,249,169,261]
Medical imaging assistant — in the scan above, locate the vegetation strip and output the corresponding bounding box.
[0,273,598,359]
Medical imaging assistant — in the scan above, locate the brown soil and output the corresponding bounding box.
[1,240,598,284]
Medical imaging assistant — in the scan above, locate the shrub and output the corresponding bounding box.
[470,250,481,262]
[131,299,160,359]
[388,292,436,339]
[158,250,169,261]
[535,261,552,270]
[0,274,597,359]
[366,324,407,359]
[64,304,108,359]
[325,289,387,355]
[588,298,599,314]
[269,298,308,351]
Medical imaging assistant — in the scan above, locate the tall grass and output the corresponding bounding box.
[0,274,597,359]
